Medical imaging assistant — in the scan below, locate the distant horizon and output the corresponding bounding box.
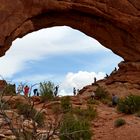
[0,26,123,95]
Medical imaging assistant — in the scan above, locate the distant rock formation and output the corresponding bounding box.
[0,0,139,84]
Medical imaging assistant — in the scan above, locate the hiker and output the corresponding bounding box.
[24,85,30,97]
[91,91,95,100]
[114,67,117,71]
[54,85,59,97]
[17,84,23,95]
[73,87,76,96]
[36,91,39,96]
[94,77,97,84]
[111,67,117,75]
[105,74,109,78]
[33,88,38,96]
[112,93,119,106]
[77,89,79,94]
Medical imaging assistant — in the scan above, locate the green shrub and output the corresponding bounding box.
[117,95,140,114]
[107,102,113,107]
[34,111,45,127]
[39,81,55,102]
[3,84,16,96]
[52,104,62,115]
[59,113,92,140]
[101,98,112,106]
[95,86,109,100]
[87,98,97,105]
[114,118,126,127]
[60,96,72,113]
[16,102,44,127]
[18,131,35,140]
[0,99,10,110]
[136,111,140,117]
[73,106,97,121]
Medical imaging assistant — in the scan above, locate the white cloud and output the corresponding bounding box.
[59,71,105,96]
[0,26,108,79]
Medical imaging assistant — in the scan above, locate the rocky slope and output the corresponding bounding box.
[0,89,140,140]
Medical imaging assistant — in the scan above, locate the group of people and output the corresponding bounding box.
[17,84,60,97]
[17,84,30,97]
[90,91,119,106]
[73,87,80,96]
[17,84,39,97]
[17,83,119,107]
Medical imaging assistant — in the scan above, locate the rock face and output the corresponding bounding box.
[106,61,140,84]
[0,0,139,84]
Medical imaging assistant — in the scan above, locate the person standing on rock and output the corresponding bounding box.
[94,77,97,84]
[73,87,76,96]
[24,85,30,97]
[77,89,80,94]
[33,88,38,96]
[54,85,59,97]
[17,84,23,95]
[112,93,119,106]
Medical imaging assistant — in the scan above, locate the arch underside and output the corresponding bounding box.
[3,11,140,62]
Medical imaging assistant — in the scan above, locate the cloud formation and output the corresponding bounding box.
[0,26,108,79]
[0,26,122,97]
[59,71,105,95]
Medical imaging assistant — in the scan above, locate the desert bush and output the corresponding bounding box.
[60,96,72,113]
[59,113,92,140]
[114,118,126,127]
[117,95,140,114]
[107,101,113,107]
[0,99,10,110]
[52,104,62,115]
[34,112,45,127]
[95,86,109,100]
[3,84,16,96]
[39,81,55,102]
[18,131,33,140]
[101,98,112,106]
[16,102,44,127]
[73,106,97,121]
[136,111,140,117]
[87,98,97,105]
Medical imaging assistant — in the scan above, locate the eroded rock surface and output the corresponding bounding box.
[106,61,140,85]
[0,0,139,84]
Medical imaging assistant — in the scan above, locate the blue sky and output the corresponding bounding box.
[0,26,123,95]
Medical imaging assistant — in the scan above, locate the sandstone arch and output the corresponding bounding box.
[0,0,140,84]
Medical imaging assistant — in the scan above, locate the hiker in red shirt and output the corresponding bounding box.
[24,85,30,97]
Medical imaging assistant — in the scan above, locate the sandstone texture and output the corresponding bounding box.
[0,0,139,84]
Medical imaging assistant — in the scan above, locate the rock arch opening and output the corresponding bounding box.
[0,26,123,95]
[0,0,139,84]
